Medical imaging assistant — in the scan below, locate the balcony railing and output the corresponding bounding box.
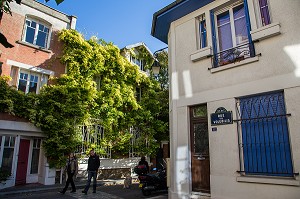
[212,42,255,68]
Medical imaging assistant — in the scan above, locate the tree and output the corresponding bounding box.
[0,29,169,167]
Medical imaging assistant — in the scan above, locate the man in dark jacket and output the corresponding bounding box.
[82,149,100,194]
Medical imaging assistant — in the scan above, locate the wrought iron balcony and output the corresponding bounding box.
[212,42,255,68]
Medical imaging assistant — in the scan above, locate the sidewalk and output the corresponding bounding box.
[0,178,126,197]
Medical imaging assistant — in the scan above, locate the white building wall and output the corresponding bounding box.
[168,0,300,198]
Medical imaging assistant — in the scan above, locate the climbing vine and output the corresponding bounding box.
[0,29,169,168]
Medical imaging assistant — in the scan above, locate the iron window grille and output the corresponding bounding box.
[235,91,297,177]
[212,42,255,68]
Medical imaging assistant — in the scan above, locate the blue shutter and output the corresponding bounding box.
[210,10,218,67]
[243,0,255,57]
[240,92,293,176]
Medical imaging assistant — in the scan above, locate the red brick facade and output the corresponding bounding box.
[0,6,67,79]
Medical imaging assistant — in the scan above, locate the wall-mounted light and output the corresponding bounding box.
[152,60,160,75]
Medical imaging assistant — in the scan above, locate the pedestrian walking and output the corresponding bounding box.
[59,153,78,194]
[82,149,100,194]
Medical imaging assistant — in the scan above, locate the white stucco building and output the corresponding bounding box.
[152,0,300,198]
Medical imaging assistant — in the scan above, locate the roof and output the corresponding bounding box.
[151,0,214,44]
[123,42,153,54]
[122,42,154,58]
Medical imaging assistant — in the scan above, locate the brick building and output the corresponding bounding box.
[0,0,76,189]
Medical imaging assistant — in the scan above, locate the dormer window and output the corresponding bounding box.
[23,17,51,49]
[130,56,145,71]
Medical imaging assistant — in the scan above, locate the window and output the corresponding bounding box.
[254,0,271,27]
[198,15,207,49]
[216,4,248,53]
[211,2,254,67]
[135,87,142,101]
[93,76,101,91]
[30,139,41,174]
[0,136,15,174]
[10,67,49,94]
[24,18,50,48]
[236,92,293,177]
[130,56,145,71]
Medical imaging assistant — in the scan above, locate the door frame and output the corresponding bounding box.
[189,104,211,193]
[15,138,30,185]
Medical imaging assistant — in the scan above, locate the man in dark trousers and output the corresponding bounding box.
[82,149,100,194]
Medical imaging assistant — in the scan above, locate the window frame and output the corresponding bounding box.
[214,2,249,53]
[23,16,51,49]
[196,14,207,50]
[30,138,41,174]
[130,55,145,71]
[10,67,49,94]
[236,91,294,177]
[0,136,16,174]
[253,0,271,28]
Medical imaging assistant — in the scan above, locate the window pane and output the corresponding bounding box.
[29,82,38,93]
[4,136,9,146]
[40,75,48,88]
[31,21,36,28]
[192,106,207,117]
[259,0,271,26]
[30,149,40,174]
[29,75,38,93]
[233,5,248,45]
[193,123,209,155]
[199,19,207,48]
[18,72,28,93]
[39,24,44,31]
[2,136,15,174]
[217,11,233,51]
[10,137,15,147]
[2,148,14,174]
[36,31,47,48]
[25,27,35,44]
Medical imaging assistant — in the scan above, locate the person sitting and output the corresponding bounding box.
[138,156,149,173]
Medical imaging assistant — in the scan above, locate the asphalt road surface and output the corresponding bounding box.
[2,184,168,199]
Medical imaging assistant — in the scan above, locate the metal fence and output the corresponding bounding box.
[75,122,143,158]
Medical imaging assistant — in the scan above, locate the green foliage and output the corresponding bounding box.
[0,167,10,182]
[0,29,169,167]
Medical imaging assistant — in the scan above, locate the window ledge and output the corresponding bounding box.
[191,47,212,62]
[237,176,300,186]
[210,56,259,73]
[251,22,281,41]
[16,40,52,53]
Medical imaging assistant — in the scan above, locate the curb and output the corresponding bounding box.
[0,180,123,196]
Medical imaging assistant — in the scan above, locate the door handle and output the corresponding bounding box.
[197,156,205,160]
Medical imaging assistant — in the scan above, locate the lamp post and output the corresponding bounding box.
[152,60,160,75]
[152,46,168,75]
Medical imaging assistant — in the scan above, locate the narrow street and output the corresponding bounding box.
[1,184,168,199]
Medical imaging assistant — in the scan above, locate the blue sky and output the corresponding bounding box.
[37,0,174,53]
